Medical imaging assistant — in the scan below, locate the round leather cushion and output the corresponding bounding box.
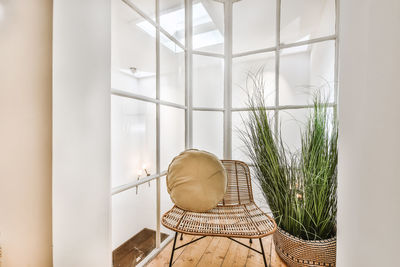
[167,149,227,212]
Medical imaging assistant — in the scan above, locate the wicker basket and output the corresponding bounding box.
[273,227,336,267]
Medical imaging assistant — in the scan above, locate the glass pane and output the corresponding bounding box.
[112,184,157,253]
[160,106,185,171]
[160,34,185,104]
[232,111,275,163]
[192,1,224,54]
[193,111,224,158]
[111,95,156,188]
[279,108,311,153]
[112,0,156,98]
[193,54,224,108]
[279,107,334,153]
[160,177,174,236]
[160,0,185,46]
[232,52,276,108]
[279,40,335,105]
[160,32,185,54]
[232,111,250,162]
[253,180,271,212]
[281,0,335,44]
[233,0,276,54]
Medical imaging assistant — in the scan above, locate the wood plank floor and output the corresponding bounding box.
[113,228,168,267]
[147,234,288,267]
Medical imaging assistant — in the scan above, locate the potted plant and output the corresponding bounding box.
[240,71,338,267]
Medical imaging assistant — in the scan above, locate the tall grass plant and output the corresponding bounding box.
[240,70,338,240]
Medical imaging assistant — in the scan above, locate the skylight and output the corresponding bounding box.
[136,3,223,53]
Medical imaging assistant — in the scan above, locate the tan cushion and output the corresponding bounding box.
[167,149,227,212]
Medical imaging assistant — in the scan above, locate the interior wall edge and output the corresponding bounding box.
[337,0,400,266]
[0,0,53,266]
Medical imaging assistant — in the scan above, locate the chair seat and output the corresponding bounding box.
[161,202,277,238]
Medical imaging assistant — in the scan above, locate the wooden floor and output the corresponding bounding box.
[147,234,288,267]
[113,228,168,267]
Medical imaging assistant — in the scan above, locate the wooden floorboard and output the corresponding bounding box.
[221,238,249,267]
[172,236,213,266]
[146,234,287,267]
[113,228,168,267]
[245,238,269,267]
[147,234,195,267]
[196,236,231,267]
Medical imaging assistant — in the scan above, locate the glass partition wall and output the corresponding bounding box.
[111,0,338,264]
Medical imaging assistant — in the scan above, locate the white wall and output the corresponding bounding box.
[53,0,111,266]
[337,0,400,266]
[0,0,52,266]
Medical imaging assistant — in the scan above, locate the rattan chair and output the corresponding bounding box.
[161,160,277,267]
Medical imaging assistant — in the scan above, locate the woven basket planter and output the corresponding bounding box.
[273,227,336,267]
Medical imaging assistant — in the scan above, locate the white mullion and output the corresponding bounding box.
[334,0,340,106]
[192,107,225,112]
[111,171,167,196]
[192,50,225,58]
[159,27,186,51]
[233,46,277,58]
[231,35,336,60]
[155,0,161,249]
[232,35,336,58]
[280,35,336,49]
[121,0,185,51]
[275,0,281,136]
[224,0,233,160]
[111,89,187,110]
[232,103,336,112]
[121,0,156,28]
[185,0,193,149]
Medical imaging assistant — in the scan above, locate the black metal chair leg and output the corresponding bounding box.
[259,238,268,267]
[169,232,178,267]
[180,233,183,241]
[249,238,253,244]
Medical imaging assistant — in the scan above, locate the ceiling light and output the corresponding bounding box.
[120,68,155,79]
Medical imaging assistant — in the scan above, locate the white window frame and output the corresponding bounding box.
[111,0,340,264]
